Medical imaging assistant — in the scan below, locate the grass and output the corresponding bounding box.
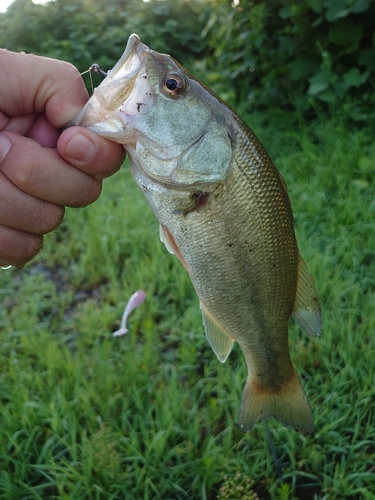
[0,113,374,499]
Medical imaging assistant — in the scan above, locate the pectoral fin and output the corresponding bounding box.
[159,225,189,272]
[292,254,322,337]
[200,302,234,363]
[159,225,175,255]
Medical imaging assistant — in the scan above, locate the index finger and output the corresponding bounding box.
[0,49,88,127]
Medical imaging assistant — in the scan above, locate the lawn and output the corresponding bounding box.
[0,113,374,499]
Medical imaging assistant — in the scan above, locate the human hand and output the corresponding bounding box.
[0,49,125,268]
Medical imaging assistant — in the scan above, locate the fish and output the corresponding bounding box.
[71,34,322,433]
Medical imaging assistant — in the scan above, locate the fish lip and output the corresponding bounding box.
[112,34,143,77]
[97,34,148,99]
[67,34,149,129]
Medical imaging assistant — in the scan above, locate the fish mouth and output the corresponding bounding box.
[69,34,149,138]
[92,34,148,111]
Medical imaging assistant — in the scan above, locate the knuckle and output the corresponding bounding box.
[65,62,81,81]
[15,234,43,267]
[49,60,80,90]
[32,203,65,234]
[15,151,39,192]
[43,204,65,233]
[24,234,43,262]
[0,226,43,267]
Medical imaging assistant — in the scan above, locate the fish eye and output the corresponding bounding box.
[162,74,186,97]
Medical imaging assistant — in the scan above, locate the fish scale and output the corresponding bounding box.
[72,34,322,433]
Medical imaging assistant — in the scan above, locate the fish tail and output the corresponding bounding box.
[238,368,314,434]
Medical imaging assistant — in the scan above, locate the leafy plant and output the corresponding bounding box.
[0,0,373,119]
[0,0,211,78]
[200,0,375,119]
[217,473,259,499]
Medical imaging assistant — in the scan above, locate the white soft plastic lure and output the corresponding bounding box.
[113,290,146,337]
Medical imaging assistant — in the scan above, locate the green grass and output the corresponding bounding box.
[1,114,374,499]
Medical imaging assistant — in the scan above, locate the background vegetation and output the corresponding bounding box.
[0,0,374,118]
[0,0,374,498]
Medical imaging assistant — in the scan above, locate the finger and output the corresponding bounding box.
[0,171,64,234]
[27,114,61,148]
[0,132,102,207]
[0,225,43,267]
[0,110,37,136]
[0,113,61,148]
[1,112,64,148]
[0,49,88,126]
[58,126,125,180]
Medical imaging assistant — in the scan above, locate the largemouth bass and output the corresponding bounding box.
[72,34,322,433]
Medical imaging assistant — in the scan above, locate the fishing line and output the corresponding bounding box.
[78,67,94,94]
[264,420,284,483]
[79,64,109,95]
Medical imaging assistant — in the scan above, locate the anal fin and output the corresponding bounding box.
[292,254,322,337]
[200,302,234,363]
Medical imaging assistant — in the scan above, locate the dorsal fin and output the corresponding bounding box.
[292,254,322,337]
[200,302,234,363]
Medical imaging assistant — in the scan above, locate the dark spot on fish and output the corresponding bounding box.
[136,102,145,112]
[192,191,208,208]
[143,75,147,79]
[173,192,208,216]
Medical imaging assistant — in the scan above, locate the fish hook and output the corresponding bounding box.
[79,64,110,95]
[89,63,109,78]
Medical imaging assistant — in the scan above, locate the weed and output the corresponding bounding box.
[217,473,259,500]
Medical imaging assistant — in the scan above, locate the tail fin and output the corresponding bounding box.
[238,369,314,434]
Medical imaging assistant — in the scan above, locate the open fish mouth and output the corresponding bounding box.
[70,34,150,136]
